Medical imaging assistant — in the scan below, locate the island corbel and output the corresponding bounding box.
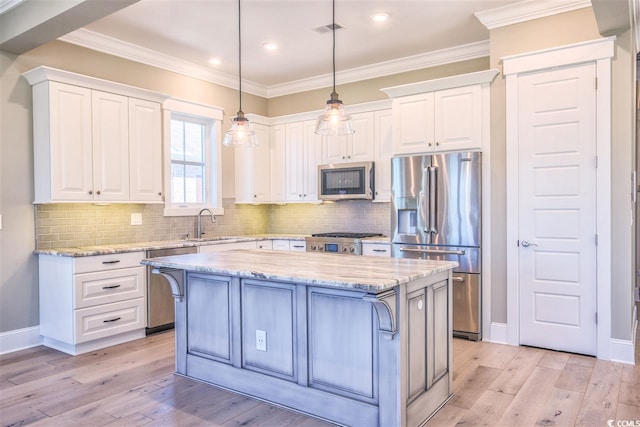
[363,289,397,339]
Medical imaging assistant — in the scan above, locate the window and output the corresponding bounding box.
[162,99,224,216]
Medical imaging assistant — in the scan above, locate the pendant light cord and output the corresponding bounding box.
[238,0,243,113]
[332,0,336,94]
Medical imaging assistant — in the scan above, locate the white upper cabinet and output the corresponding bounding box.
[270,124,286,203]
[434,85,482,152]
[383,69,498,156]
[91,90,130,201]
[285,120,321,202]
[391,92,435,156]
[23,66,168,204]
[373,109,393,202]
[235,123,271,203]
[129,98,163,202]
[322,112,375,164]
[392,85,483,155]
[34,81,94,202]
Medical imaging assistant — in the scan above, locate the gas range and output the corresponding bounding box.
[306,232,384,255]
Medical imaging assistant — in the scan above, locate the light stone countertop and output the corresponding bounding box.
[34,235,308,257]
[142,249,457,293]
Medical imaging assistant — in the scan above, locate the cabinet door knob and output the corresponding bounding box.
[436,142,440,146]
[88,190,93,195]
[96,190,101,195]
[158,192,162,196]
[428,142,432,147]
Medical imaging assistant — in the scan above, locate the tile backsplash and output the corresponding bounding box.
[268,200,390,236]
[35,199,391,250]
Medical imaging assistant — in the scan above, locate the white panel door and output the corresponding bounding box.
[49,82,93,201]
[434,85,482,152]
[518,63,597,355]
[304,120,322,201]
[129,98,162,202]
[270,124,286,203]
[92,90,130,201]
[285,122,306,201]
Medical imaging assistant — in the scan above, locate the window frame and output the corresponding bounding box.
[162,98,224,217]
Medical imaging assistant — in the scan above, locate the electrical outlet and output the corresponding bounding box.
[130,213,142,225]
[256,330,267,352]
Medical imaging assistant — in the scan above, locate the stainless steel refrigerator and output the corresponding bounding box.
[391,152,481,340]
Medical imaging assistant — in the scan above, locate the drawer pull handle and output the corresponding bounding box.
[102,284,121,290]
[292,245,304,248]
[102,260,121,265]
[400,248,465,256]
[103,317,121,323]
[372,249,387,253]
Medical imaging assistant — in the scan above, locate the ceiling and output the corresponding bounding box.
[3,0,598,97]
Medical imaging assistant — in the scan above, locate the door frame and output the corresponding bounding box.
[504,37,615,360]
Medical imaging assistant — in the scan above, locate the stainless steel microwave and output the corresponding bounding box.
[318,161,375,201]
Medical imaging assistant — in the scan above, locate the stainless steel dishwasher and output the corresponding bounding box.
[146,246,197,334]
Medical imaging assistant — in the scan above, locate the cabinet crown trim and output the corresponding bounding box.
[22,66,170,103]
[380,69,499,98]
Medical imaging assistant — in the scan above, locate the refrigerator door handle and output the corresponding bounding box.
[399,247,466,256]
[428,166,438,234]
[451,275,465,282]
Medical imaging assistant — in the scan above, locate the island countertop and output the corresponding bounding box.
[142,249,457,293]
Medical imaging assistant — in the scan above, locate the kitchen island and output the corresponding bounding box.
[142,250,457,427]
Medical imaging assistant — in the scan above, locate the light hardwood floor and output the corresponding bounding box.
[1,329,638,427]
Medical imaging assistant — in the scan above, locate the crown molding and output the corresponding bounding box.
[59,28,489,99]
[265,40,490,98]
[475,0,592,30]
[381,69,499,98]
[58,28,269,97]
[50,1,594,97]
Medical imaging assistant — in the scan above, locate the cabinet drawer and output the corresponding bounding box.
[74,298,145,343]
[288,241,306,252]
[74,251,145,274]
[362,243,391,257]
[272,240,290,251]
[74,266,145,309]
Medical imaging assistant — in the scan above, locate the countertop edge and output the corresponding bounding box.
[34,235,307,257]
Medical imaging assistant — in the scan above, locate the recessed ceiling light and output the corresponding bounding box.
[370,12,390,23]
[208,57,221,65]
[263,42,278,51]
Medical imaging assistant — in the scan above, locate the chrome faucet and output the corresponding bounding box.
[197,208,216,239]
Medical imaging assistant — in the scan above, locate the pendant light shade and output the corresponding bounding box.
[223,0,257,147]
[315,0,354,136]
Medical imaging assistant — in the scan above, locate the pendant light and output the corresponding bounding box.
[223,0,257,147]
[315,0,354,136]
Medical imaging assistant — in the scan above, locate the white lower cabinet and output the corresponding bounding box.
[271,239,306,252]
[198,241,258,253]
[38,251,146,355]
[362,242,391,257]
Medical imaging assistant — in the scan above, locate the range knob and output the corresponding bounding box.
[349,247,355,253]
[341,247,348,252]
[310,245,317,251]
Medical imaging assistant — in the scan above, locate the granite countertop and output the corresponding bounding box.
[142,249,457,293]
[34,235,309,257]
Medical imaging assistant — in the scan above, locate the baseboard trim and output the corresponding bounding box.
[0,326,43,355]
[488,322,508,344]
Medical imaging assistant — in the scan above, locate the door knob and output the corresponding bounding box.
[521,240,537,247]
